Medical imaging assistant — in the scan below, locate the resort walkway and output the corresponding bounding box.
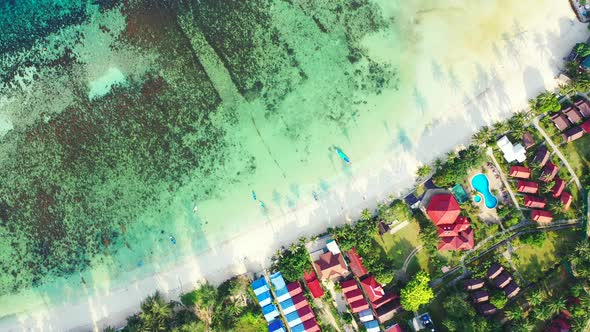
[532,117,582,190]
[486,147,520,209]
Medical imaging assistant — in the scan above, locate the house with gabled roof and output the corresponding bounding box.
[532,210,553,223]
[487,263,504,280]
[492,271,512,289]
[477,302,498,316]
[425,194,475,251]
[574,99,590,118]
[509,166,531,179]
[347,248,369,278]
[551,178,566,198]
[563,106,583,124]
[524,195,546,209]
[313,251,349,281]
[581,119,590,133]
[562,126,585,143]
[561,192,573,211]
[517,180,539,194]
[303,271,324,299]
[541,162,559,182]
[533,146,550,167]
[504,281,520,299]
[470,290,489,303]
[464,279,485,291]
[550,113,571,131]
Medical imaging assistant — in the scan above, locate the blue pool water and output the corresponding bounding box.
[474,195,482,203]
[471,173,498,209]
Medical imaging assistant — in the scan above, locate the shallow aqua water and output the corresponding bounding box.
[471,173,498,209]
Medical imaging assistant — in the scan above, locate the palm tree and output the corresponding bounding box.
[472,126,493,145]
[548,296,567,316]
[533,305,553,321]
[102,327,116,332]
[549,201,565,215]
[360,208,372,221]
[570,283,586,297]
[512,318,536,332]
[505,306,525,321]
[493,121,510,135]
[558,83,576,97]
[139,292,174,331]
[528,290,544,307]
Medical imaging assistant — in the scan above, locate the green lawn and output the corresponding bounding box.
[561,134,590,179]
[372,221,421,269]
[512,229,581,282]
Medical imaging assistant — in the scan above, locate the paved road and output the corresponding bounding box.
[532,117,582,190]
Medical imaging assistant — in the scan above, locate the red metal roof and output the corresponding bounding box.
[372,292,398,309]
[385,324,403,332]
[509,166,531,179]
[437,216,471,237]
[561,192,573,211]
[287,282,303,297]
[360,275,385,303]
[532,210,553,223]
[347,248,369,278]
[517,180,539,194]
[296,306,315,322]
[524,195,546,209]
[552,178,566,198]
[303,271,324,298]
[541,163,559,182]
[350,299,370,313]
[426,194,461,225]
[303,318,320,332]
[340,279,358,293]
[438,228,474,251]
[344,289,364,303]
[581,119,590,133]
[291,293,309,309]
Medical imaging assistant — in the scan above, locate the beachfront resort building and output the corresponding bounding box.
[509,166,531,179]
[312,239,350,281]
[425,193,474,251]
[497,136,526,163]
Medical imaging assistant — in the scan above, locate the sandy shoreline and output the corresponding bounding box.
[0,2,588,331]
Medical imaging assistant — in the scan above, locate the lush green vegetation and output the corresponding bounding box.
[433,145,486,187]
[400,272,434,312]
[528,92,561,115]
[416,165,431,178]
[272,241,312,282]
[377,199,413,223]
[440,293,500,331]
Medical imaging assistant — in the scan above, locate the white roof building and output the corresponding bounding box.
[326,239,341,254]
[497,136,526,163]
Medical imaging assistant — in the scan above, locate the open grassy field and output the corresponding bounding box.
[372,221,421,269]
[511,228,581,282]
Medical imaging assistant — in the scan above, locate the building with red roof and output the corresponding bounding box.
[313,251,349,281]
[524,196,546,209]
[541,162,559,182]
[438,228,474,251]
[426,194,461,225]
[340,279,370,313]
[341,279,358,293]
[581,119,590,133]
[296,306,315,322]
[561,192,573,211]
[303,271,324,298]
[533,146,550,167]
[302,318,320,332]
[532,210,553,223]
[385,324,403,332]
[287,282,303,297]
[551,178,566,198]
[347,248,369,278]
[509,166,531,179]
[517,180,539,194]
[425,195,475,251]
[359,275,399,309]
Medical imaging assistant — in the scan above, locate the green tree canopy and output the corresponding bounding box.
[273,244,311,282]
[377,199,412,223]
[400,272,434,312]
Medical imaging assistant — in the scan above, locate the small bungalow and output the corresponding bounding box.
[561,192,573,211]
[497,136,526,163]
[550,113,571,131]
[532,210,553,223]
[562,126,585,143]
[509,166,531,179]
[487,263,504,280]
[360,275,398,309]
[477,303,498,316]
[470,290,489,303]
[492,271,512,289]
[517,180,539,194]
[524,195,546,209]
[347,248,369,278]
[341,279,370,313]
[364,320,381,332]
[581,119,590,133]
[563,106,584,124]
[551,178,566,198]
[533,146,550,167]
[522,131,536,149]
[463,278,485,291]
[541,162,559,182]
[341,279,359,293]
[295,318,320,332]
[313,251,350,281]
[385,324,404,332]
[574,99,590,118]
[287,282,303,297]
[290,294,310,310]
[504,281,521,299]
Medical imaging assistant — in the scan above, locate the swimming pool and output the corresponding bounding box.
[471,173,498,209]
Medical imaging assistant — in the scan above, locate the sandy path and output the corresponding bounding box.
[0,2,587,331]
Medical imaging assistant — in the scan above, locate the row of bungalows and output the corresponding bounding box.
[270,271,320,332]
[549,100,590,143]
[488,263,521,299]
[339,248,402,331]
[511,148,573,224]
[463,278,496,316]
[251,277,285,331]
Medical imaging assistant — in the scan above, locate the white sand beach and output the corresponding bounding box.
[0,1,588,331]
